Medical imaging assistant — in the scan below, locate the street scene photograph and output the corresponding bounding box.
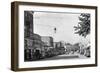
[24,11,91,62]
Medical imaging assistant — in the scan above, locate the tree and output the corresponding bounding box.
[74,13,90,37]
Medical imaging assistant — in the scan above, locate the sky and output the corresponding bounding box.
[33,11,90,45]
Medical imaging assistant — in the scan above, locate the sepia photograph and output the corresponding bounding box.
[24,11,91,62]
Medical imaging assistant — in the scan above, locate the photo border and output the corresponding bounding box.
[11,1,98,71]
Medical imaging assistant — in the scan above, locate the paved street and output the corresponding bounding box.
[40,54,78,61]
[40,53,87,61]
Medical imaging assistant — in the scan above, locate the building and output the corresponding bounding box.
[24,11,46,61]
[24,11,34,37]
[53,42,60,48]
[24,11,45,51]
[41,36,54,47]
[54,41,65,48]
[24,33,44,61]
[53,41,66,55]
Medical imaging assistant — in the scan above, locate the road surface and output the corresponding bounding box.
[40,53,87,61]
